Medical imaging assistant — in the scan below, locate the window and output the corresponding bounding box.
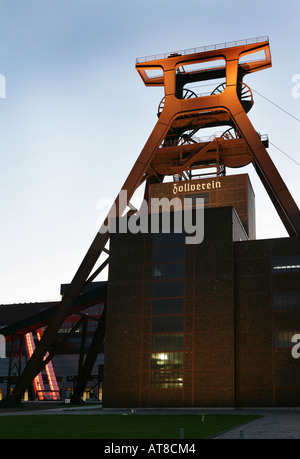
[273,292,300,310]
[274,331,300,348]
[151,230,185,388]
[154,232,185,247]
[151,351,184,387]
[152,333,184,352]
[152,316,184,333]
[153,262,184,279]
[272,256,300,273]
[153,298,184,315]
[153,244,185,263]
[153,280,184,298]
[151,352,183,370]
[151,370,183,389]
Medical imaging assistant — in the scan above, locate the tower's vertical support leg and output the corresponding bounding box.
[72,305,106,402]
[7,335,23,397]
[232,109,300,236]
[143,174,164,204]
[77,317,88,380]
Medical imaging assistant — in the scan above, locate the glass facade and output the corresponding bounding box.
[151,231,185,388]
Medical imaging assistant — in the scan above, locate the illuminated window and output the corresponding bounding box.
[273,292,300,310]
[151,352,183,369]
[151,370,183,389]
[272,256,300,273]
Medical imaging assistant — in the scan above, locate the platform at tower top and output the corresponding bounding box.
[136,36,269,63]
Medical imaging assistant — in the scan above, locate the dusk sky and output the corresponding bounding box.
[0,0,300,304]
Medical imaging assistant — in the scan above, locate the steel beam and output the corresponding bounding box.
[72,306,106,401]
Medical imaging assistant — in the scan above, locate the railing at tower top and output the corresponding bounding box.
[160,132,269,148]
[136,36,269,63]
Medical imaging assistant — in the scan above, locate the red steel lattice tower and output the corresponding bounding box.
[9,36,300,403]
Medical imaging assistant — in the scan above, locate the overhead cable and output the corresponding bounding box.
[251,87,300,123]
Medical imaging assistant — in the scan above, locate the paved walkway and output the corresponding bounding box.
[211,409,300,439]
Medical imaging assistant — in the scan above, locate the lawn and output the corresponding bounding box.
[0,413,260,439]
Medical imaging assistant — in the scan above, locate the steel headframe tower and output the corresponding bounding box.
[10,36,300,402]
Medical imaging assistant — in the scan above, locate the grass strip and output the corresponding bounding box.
[0,413,260,439]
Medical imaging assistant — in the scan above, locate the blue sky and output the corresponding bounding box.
[0,0,300,304]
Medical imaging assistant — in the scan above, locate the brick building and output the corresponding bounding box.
[103,173,300,407]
